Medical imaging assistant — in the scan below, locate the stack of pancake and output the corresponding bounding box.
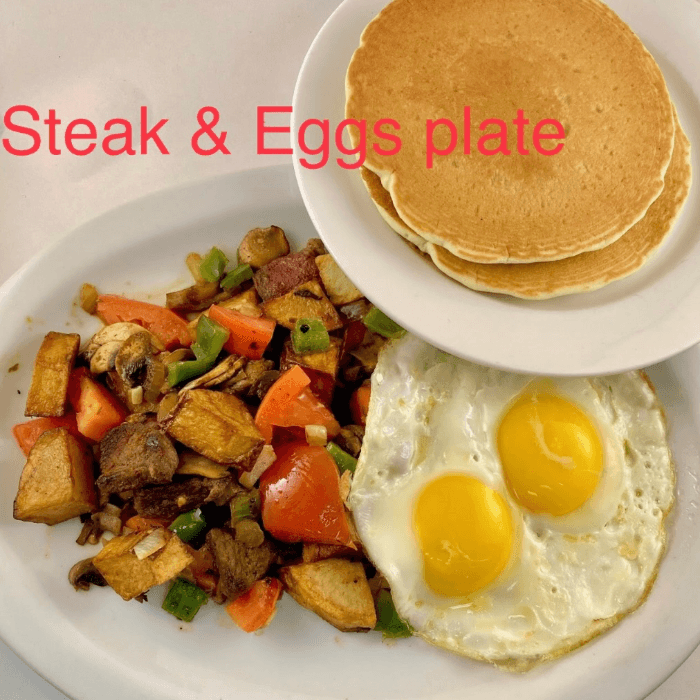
[345,0,692,299]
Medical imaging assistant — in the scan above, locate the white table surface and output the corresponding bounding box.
[0,1,697,698]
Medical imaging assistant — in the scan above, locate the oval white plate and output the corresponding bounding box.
[292,0,700,376]
[2,165,700,700]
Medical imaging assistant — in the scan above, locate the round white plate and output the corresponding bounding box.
[292,0,700,376]
[2,165,700,700]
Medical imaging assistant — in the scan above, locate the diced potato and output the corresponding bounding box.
[93,529,193,601]
[186,252,205,284]
[280,336,342,405]
[176,451,231,479]
[13,428,96,525]
[238,225,290,269]
[161,389,264,467]
[315,255,363,306]
[25,332,80,417]
[79,283,99,314]
[281,337,342,377]
[217,288,263,318]
[261,281,343,331]
[280,559,377,631]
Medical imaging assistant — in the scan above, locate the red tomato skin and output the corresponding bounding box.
[259,442,352,547]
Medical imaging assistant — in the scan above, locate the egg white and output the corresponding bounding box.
[349,335,675,670]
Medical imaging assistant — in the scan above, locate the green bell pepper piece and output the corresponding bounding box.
[167,315,229,387]
[199,247,229,283]
[375,589,412,639]
[292,318,330,354]
[162,578,208,622]
[168,508,206,543]
[221,263,253,290]
[326,442,357,474]
[363,307,406,339]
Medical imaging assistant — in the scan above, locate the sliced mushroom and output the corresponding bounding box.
[115,332,154,387]
[166,281,220,312]
[89,340,122,374]
[84,322,156,362]
[180,354,247,393]
[220,359,276,398]
[68,558,108,591]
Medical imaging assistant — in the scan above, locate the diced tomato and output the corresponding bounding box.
[96,294,191,350]
[226,578,283,633]
[68,368,126,442]
[208,305,275,360]
[343,320,366,353]
[12,414,82,456]
[350,382,371,426]
[260,441,353,546]
[255,366,340,443]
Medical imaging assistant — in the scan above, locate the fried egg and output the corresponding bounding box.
[349,335,674,670]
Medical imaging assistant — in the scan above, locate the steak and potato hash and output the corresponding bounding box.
[11,227,410,637]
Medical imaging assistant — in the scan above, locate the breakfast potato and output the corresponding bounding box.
[25,331,80,417]
[13,427,96,525]
[261,281,343,331]
[280,558,377,631]
[238,225,290,269]
[315,255,363,306]
[280,337,342,405]
[217,288,264,318]
[161,389,264,468]
[93,529,193,601]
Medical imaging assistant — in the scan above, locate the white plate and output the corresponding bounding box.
[2,165,700,700]
[292,0,700,376]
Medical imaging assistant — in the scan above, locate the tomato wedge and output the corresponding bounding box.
[68,368,126,442]
[208,305,275,360]
[260,441,353,546]
[226,578,283,632]
[255,366,340,443]
[96,294,191,350]
[12,414,82,456]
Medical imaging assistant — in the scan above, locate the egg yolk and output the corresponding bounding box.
[497,391,603,516]
[413,474,514,597]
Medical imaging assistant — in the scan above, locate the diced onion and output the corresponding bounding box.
[133,528,168,560]
[305,424,328,447]
[240,445,276,489]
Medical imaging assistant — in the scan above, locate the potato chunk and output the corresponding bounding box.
[161,389,264,467]
[315,255,363,306]
[280,559,377,631]
[13,428,96,525]
[25,332,80,417]
[93,529,193,601]
[238,225,290,269]
[261,281,343,331]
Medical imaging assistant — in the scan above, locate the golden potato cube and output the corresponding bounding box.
[217,288,263,318]
[13,428,96,525]
[93,529,193,601]
[162,389,264,467]
[281,337,342,378]
[25,331,80,417]
[261,280,343,331]
[280,559,377,631]
[315,255,363,306]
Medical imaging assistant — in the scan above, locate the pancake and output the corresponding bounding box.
[360,112,691,299]
[346,0,676,263]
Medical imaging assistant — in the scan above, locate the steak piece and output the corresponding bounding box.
[253,247,320,301]
[98,422,178,497]
[206,528,276,600]
[134,476,242,520]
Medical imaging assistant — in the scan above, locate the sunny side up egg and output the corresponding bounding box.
[349,335,675,670]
